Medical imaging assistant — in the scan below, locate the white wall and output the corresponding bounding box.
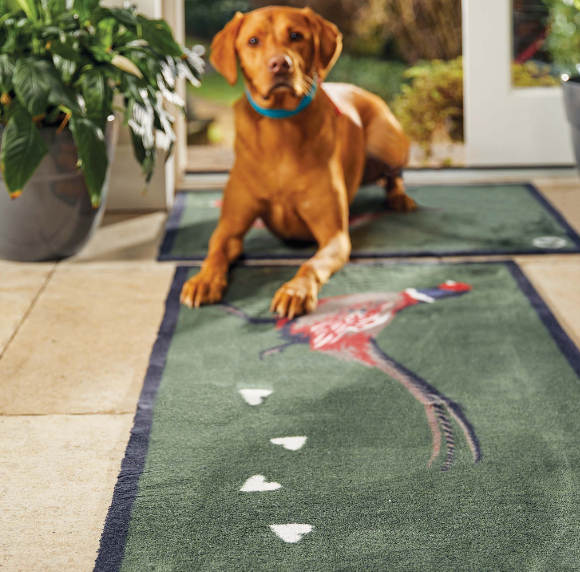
[462,0,574,166]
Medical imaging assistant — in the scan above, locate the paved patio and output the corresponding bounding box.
[1,177,579,571]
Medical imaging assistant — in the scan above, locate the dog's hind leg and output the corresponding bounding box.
[385,168,417,213]
[363,99,417,212]
[362,156,417,213]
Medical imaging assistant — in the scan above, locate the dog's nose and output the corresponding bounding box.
[268,54,293,74]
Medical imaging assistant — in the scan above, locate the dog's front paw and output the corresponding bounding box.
[270,277,318,319]
[388,193,417,213]
[180,271,227,308]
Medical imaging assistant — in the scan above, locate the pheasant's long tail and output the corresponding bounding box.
[424,404,442,467]
[443,400,482,463]
[368,339,481,470]
[433,403,455,471]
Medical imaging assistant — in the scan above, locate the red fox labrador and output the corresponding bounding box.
[180,6,415,318]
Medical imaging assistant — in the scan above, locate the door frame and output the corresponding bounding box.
[462,0,574,167]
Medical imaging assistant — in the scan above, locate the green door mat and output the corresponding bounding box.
[96,263,580,571]
[159,184,580,261]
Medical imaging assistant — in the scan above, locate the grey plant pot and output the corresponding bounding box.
[563,76,580,170]
[0,120,117,262]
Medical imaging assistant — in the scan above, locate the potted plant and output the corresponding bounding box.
[0,0,203,262]
[546,0,580,169]
[563,74,580,169]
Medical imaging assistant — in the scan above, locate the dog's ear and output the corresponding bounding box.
[210,12,245,86]
[303,8,342,79]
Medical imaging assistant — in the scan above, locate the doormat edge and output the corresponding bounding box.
[93,260,580,572]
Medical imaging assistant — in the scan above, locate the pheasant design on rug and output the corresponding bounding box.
[222,281,481,471]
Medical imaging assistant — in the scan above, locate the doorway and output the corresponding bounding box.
[183,0,465,173]
[183,0,575,175]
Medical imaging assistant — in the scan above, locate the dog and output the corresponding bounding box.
[180,6,416,318]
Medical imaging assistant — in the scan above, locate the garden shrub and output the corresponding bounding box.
[184,0,250,40]
[512,61,560,87]
[348,0,462,64]
[327,55,406,103]
[183,0,462,66]
[543,0,580,75]
[392,57,463,150]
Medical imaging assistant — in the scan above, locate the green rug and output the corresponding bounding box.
[158,184,580,260]
[96,262,580,571]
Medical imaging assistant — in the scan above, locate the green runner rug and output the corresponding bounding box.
[158,184,580,260]
[96,262,580,571]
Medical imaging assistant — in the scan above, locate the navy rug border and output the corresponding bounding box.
[157,183,580,261]
[505,261,580,380]
[93,260,580,571]
[158,192,188,261]
[93,266,189,572]
[524,183,580,250]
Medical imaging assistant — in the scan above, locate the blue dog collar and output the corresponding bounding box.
[245,79,318,119]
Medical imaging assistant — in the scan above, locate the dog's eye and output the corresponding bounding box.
[249,37,259,46]
[290,32,303,42]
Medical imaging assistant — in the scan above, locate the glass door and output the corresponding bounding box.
[463,0,574,166]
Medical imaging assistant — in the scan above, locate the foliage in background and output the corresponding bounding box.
[543,0,580,75]
[347,0,462,63]
[184,0,461,63]
[185,0,250,41]
[512,61,560,87]
[392,57,463,151]
[327,55,406,103]
[250,0,359,50]
[0,0,204,205]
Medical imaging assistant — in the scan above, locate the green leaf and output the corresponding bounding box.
[128,99,156,183]
[120,49,161,88]
[182,48,205,81]
[130,126,156,183]
[39,24,65,37]
[49,0,67,17]
[141,19,183,58]
[69,115,108,207]
[0,104,48,196]
[81,67,111,127]
[15,0,38,21]
[48,39,83,64]
[120,74,146,104]
[0,55,15,93]
[47,79,81,115]
[109,8,140,29]
[96,17,117,51]
[176,60,201,88]
[54,10,81,31]
[81,68,106,112]
[6,0,21,12]
[72,0,99,23]
[16,58,81,115]
[87,45,113,63]
[53,54,76,85]
[2,27,21,55]
[13,58,51,117]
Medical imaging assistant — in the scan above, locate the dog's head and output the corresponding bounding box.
[210,6,342,105]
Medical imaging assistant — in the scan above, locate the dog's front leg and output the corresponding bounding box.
[180,182,261,308]
[270,192,351,319]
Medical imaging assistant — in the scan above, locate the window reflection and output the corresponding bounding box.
[513,0,579,87]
